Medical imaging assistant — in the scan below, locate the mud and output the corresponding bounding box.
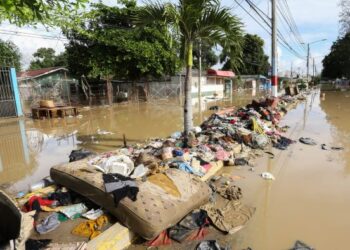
[1,89,350,249]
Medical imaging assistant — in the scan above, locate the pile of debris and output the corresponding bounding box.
[4,94,306,249]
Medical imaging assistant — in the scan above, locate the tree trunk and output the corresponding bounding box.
[184,41,193,135]
[106,77,113,105]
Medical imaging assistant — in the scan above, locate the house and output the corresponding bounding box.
[17,67,77,111]
[234,75,268,89]
[171,68,235,98]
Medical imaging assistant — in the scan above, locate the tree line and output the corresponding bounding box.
[1,0,270,134]
[322,0,350,79]
[1,1,269,79]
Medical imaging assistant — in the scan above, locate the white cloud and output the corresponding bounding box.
[0,23,66,70]
[225,0,340,73]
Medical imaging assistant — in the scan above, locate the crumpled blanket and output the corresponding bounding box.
[36,213,61,234]
[201,195,255,234]
[168,210,209,242]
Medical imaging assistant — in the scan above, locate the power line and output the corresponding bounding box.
[278,0,306,48]
[275,1,306,53]
[0,29,68,41]
[240,0,305,59]
[244,0,304,59]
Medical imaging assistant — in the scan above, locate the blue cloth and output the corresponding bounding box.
[178,162,204,177]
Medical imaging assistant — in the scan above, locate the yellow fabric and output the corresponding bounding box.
[148,173,181,198]
[252,118,264,134]
[95,215,108,229]
[40,205,64,212]
[71,215,109,239]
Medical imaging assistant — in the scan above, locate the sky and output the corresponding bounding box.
[0,0,340,76]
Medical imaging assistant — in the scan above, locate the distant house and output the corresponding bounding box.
[171,68,235,98]
[17,67,77,110]
[234,75,268,89]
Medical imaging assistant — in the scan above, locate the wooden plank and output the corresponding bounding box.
[87,222,136,250]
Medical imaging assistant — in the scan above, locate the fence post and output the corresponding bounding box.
[10,67,23,116]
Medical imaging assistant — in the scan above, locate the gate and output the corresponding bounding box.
[0,67,17,117]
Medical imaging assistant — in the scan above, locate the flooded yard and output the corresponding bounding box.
[0,89,262,192]
[1,88,350,250]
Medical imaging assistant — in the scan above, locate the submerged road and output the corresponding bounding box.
[226,90,350,250]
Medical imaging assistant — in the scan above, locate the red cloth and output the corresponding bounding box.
[145,230,172,246]
[23,196,55,212]
[186,227,209,241]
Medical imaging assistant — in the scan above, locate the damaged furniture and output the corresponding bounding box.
[50,161,211,240]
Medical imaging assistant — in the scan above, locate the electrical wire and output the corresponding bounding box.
[239,0,305,59]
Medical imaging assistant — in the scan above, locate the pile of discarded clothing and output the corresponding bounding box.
[14,183,111,247]
[75,96,300,182]
[6,94,305,248]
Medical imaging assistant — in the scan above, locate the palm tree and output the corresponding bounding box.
[137,0,243,136]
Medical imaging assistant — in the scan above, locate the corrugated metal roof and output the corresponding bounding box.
[17,67,67,79]
[207,69,235,77]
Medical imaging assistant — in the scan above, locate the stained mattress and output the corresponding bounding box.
[50,160,211,240]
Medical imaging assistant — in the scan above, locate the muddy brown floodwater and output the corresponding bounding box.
[1,88,350,250]
[221,89,350,250]
[0,89,262,192]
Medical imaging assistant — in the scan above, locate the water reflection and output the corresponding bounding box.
[0,89,264,192]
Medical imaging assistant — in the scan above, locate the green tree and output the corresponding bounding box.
[322,33,350,79]
[29,48,55,69]
[340,0,350,35]
[0,0,87,26]
[221,34,269,75]
[0,39,21,71]
[193,42,219,70]
[64,2,179,81]
[29,48,67,69]
[137,0,243,135]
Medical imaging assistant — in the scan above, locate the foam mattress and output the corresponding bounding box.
[50,160,211,240]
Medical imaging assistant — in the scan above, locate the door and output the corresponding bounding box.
[0,67,17,117]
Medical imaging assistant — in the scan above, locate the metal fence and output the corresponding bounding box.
[0,67,17,117]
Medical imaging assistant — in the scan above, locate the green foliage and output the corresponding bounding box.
[221,34,269,75]
[64,2,179,80]
[0,0,87,26]
[0,39,21,71]
[322,33,350,79]
[340,0,350,35]
[136,0,244,68]
[29,48,67,69]
[192,42,219,70]
[137,0,244,133]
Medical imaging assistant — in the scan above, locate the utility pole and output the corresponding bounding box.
[302,39,326,83]
[312,58,315,80]
[271,0,278,97]
[306,44,310,83]
[198,40,202,100]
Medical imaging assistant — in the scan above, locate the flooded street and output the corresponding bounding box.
[0,89,261,192]
[1,88,350,249]
[225,89,350,250]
